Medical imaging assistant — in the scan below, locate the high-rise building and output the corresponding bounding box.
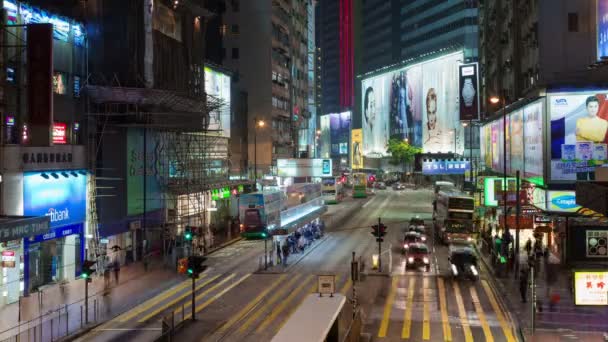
[222,0,311,176]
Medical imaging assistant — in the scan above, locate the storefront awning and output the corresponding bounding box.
[0,216,51,242]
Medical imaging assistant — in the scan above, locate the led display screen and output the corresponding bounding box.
[204,66,231,137]
[329,111,351,156]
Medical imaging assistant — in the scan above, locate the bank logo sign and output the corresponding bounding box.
[23,171,87,228]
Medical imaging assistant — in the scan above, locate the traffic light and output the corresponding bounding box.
[371,223,387,241]
[184,226,193,241]
[177,257,188,274]
[81,260,96,281]
[187,256,207,278]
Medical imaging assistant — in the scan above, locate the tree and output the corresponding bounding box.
[386,138,422,171]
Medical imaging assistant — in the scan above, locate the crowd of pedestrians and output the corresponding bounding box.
[275,221,325,266]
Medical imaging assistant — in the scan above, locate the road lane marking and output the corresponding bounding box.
[216,274,289,335]
[437,278,452,341]
[137,274,223,323]
[470,286,494,342]
[118,274,206,322]
[422,277,430,340]
[272,276,319,335]
[190,274,251,318]
[401,277,415,339]
[481,280,516,342]
[256,275,315,334]
[452,282,474,342]
[378,276,398,337]
[238,274,303,333]
[340,277,352,294]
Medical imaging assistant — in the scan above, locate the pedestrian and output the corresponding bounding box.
[282,243,289,266]
[113,259,120,284]
[519,268,529,303]
[276,243,282,265]
[549,292,560,312]
[524,237,532,256]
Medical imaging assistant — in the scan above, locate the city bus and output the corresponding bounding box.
[352,173,367,198]
[239,190,284,238]
[271,293,348,342]
[433,188,475,244]
[321,177,344,204]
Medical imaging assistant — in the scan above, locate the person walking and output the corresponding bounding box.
[113,259,121,284]
[519,268,529,303]
[276,242,282,265]
[525,237,532,256]
[282,243,289,266]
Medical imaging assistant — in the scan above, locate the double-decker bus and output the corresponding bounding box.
[352,173,367,198]
[433,188,475,245]
[321,177,343,204]
[239,190,284,238]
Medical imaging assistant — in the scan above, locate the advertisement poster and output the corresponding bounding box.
[491,121,501,171]
[23,171,87,228]
[459,63,480,121]
[598,0,608,60]
[351,129,363,169]
[574,271,608,305]
[204,66,231,137]
[482,124,492,169]
[319,115,330,158]
[329,111,351,156]
[361,52,461,156]
[127,128,164,216]
[549,92,608,181]
[523,101,544,180]
[510,110,524,174]
[547,190,581,212]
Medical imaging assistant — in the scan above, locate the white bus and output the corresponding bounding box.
[433,188,475,245]
[271,293,347,342]
[321,177,344,204]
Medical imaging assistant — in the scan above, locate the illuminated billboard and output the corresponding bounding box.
[277,159,332,177]
[547,190,581,212]
[574,271,608,305]
[361,52,463,156]
[23,171,87,228]
[598,0,608,60]
[549,91,608,181]
[319,115,330,158]
[329,111,351,156]
[204,66,231,137]
[351,129,363,169]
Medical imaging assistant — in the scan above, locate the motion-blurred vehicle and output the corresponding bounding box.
[392,182,405,190]
[408,216,426,234]
[403,231,424,252]
[374,182,387,189]
[448,245,479,281]
[405,242,431,271]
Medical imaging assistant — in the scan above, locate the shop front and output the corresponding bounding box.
[567,225,608,264]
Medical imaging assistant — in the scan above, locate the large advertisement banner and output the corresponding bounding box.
[24,171,87,228]
[319,115,330,158]
[329,111,351,156]
[351,129,363,169]
[127,128,164,216]
[204,66,231,137]
[459,63,480,121]
[599,0,608,60]
[549,92,608,181]
[361,52,462,156]
[510,110,524,174]
[523,101,544,180]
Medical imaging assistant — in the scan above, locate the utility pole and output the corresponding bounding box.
[515,170,521,276]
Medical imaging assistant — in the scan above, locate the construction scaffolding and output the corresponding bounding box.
[85,76,231,260]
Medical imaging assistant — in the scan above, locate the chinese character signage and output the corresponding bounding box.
[53,122,67,144]
[574,271,608,305]
[422,160,470,175]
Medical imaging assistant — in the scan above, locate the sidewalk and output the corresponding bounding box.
[0,254,184,341]
[477,242,608,340]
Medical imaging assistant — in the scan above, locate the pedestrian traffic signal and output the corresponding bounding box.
[371,223,387,238]
[187,256,207,278]
[184,226,193,241]
[177,257,188,274]
[81,260,96,281]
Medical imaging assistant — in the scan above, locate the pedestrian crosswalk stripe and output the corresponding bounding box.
[437,278,452,341]
[378,276,399,338]
[238,274,303,334]
[401,277,415,339]
[272,276,320,335]
[216,274,289,335]
[257,275,315,334]
[452,282,474,342]
[481,280,516,342]
[422,277,430,340]
[137,274,223,323]
[470,286,494,342]
[118,273,207,322]
[192,274,251,318]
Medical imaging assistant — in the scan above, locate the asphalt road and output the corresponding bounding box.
[76,188,519,342]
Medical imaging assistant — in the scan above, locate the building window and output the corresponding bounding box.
[220,24,227,36]
[568,13,578,32]
[231,25,239,34]
[232,48,239,59]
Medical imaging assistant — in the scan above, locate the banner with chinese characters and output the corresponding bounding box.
[422,160,470,175]
[574,271,607,305]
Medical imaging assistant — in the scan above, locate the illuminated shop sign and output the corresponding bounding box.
[547,190,581,212]
[23,171,87,228]
[277,159,333,177]
[422,160,470,175]
[53,122,67,144]
[574,271,608,305]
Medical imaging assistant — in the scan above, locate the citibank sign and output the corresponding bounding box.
[23,171,87,228]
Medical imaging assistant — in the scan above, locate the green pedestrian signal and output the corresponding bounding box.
[184,227,193,241]
[81,260,96,280]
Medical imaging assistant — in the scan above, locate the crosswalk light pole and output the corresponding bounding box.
[192,274,196,320]
[378,217,382,272]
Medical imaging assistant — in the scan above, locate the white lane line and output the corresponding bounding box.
[362,196,377,208]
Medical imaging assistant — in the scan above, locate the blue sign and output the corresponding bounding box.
[422,160,470,175]
[23,171,87,228]
[599,0,608,60]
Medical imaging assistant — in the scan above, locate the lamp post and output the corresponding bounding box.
[253,118,265,188]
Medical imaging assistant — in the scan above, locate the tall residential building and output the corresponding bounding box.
[479,0,608,113]
[222,0,311,176]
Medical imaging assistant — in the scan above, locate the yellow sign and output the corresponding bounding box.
[351,129,363,169]
[574,271,608,305]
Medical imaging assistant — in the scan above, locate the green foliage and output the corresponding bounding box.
[386,138,422,166]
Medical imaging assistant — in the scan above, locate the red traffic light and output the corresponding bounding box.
[371,224,387,237]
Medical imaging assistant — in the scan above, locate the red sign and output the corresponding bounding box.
[1,251,16,268]
[500,215,534,229]
[53,122,67,144]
